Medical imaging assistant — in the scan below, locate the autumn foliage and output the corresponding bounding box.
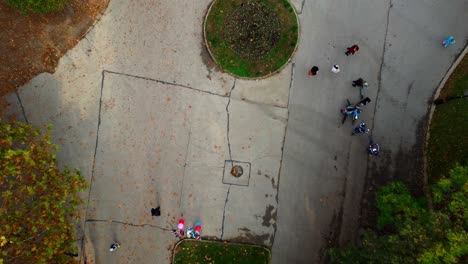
[0,121,87,263]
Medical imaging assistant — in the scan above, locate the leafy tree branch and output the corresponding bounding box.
[0,121,87,263]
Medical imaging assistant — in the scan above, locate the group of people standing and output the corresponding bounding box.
[308,44,380,156]
[172,219,202,240]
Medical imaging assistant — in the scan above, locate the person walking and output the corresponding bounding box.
[331,65,340,74]
[308,66,319,76]
[345,45,359,56]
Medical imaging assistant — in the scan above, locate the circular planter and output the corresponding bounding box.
[204,0,299,79]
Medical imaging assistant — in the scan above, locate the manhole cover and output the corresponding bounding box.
[231,165,244,177]
[223,160,251,186]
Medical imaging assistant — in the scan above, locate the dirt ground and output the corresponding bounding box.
[0,0,109,98]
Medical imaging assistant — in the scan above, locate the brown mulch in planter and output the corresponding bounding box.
[0,0,109,97]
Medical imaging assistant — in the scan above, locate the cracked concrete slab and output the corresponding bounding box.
[88,71,228,225]
[221,99,287,246]
[179,165,228,238]
[13,38,103,179]
[83,70,287,262]
[84,0,234,96]
[180,98,287,246]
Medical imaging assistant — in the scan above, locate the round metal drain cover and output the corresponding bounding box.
[231,165,244,177]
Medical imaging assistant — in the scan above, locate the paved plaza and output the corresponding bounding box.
[2,0,467,263]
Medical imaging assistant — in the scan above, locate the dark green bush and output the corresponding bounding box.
[329,165,468,264]
[6,0,68,15]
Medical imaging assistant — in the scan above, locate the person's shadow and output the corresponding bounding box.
[151,206,161,217]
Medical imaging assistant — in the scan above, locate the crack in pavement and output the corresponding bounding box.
[220,79,237,240]
[226,79,237,165]
[361,0,393,227]
[103,70,228,98]
[287,62,295,110]
[271,62,294,246]
[260,61,296,247]
[86,218,172,231]
[371,0,392,132]
[80,70,105,262]
[14,91,29,124]
[220,184,232,240]
[84,70,105,220]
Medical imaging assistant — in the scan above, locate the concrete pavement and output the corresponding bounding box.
[273,1,387,262]
[1,0,467,263]
[273,0,467,263]
[2,0,290,263]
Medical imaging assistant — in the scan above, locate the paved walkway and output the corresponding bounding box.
[2,0,290,263]
[273,0,467,263]
[1,0,467,263]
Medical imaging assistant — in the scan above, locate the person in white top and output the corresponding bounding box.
[331,65,340,73]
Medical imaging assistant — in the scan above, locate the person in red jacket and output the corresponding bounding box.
[346,45,359,56]
[308,66,319,76]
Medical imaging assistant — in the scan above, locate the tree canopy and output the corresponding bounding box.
[0,121,87,263]
[329,165,468,264]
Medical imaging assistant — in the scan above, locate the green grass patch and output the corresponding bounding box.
[173,240,270,264]
[205,0,298,78]
[427,55,468,183]
[6,0,67,15]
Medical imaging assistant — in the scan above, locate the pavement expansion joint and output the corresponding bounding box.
[287,62,296,109]
[225,79,237,164]
[80,70,106,259]
[84,70,105,224]
[85,218,171,231]
[103,70,228,98]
